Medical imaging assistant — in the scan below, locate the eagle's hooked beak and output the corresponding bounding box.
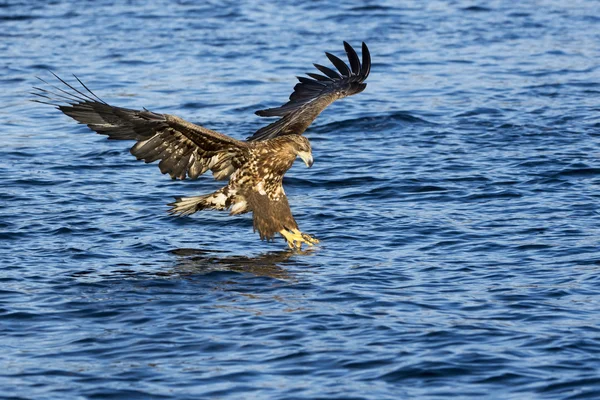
[298,151,313,168]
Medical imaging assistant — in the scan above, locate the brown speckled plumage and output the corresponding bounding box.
[33,42,371,248]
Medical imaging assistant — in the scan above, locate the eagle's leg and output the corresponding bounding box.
[279,229,319,250]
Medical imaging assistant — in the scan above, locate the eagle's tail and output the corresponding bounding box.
[168,188,231,216]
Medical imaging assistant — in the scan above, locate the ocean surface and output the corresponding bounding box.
[2,0,600,398]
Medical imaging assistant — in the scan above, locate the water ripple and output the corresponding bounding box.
[2,0,600,399]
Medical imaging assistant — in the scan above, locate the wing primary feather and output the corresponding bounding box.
[360,42,371,79]
[50,71,101,104]
[343,41,361,75]
[296,76,326,86]
[325,52,351,77]
[32,86,84,103]
[306,72,332,81]
[30,98,61,107]
[36,76,91,104]
[31,91,61,102]
[73,74,108,104]
[313,63,342,79]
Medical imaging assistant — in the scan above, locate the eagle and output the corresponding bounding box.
[33,41,371,249]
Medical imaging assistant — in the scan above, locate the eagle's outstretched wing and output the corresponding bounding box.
[32,73,249,181]
[247,41,371,141]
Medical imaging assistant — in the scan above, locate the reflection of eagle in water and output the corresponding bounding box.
[33,42,371,249]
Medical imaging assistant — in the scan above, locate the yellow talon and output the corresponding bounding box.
[280,229,319,250]
[293,229,319,245]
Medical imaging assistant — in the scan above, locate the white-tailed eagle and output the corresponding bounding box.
[33,42,371,249]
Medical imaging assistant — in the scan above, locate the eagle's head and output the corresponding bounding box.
[286,135,313,168]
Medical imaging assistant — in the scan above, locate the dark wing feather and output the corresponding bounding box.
[33,74,248,180]
[325,52,351,77]
[248,41,371,141]
[306,72,332,82]
[344,42,361,75]
[313,63,342,80]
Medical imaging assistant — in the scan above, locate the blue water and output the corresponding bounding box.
[2,0,600,398]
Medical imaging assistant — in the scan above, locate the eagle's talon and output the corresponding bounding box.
[292,229,318,246]
[286,240,297,250]
[281,229,318,250]
[301,233,319,244]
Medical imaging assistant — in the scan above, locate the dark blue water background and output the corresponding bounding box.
[2,1,600,398]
